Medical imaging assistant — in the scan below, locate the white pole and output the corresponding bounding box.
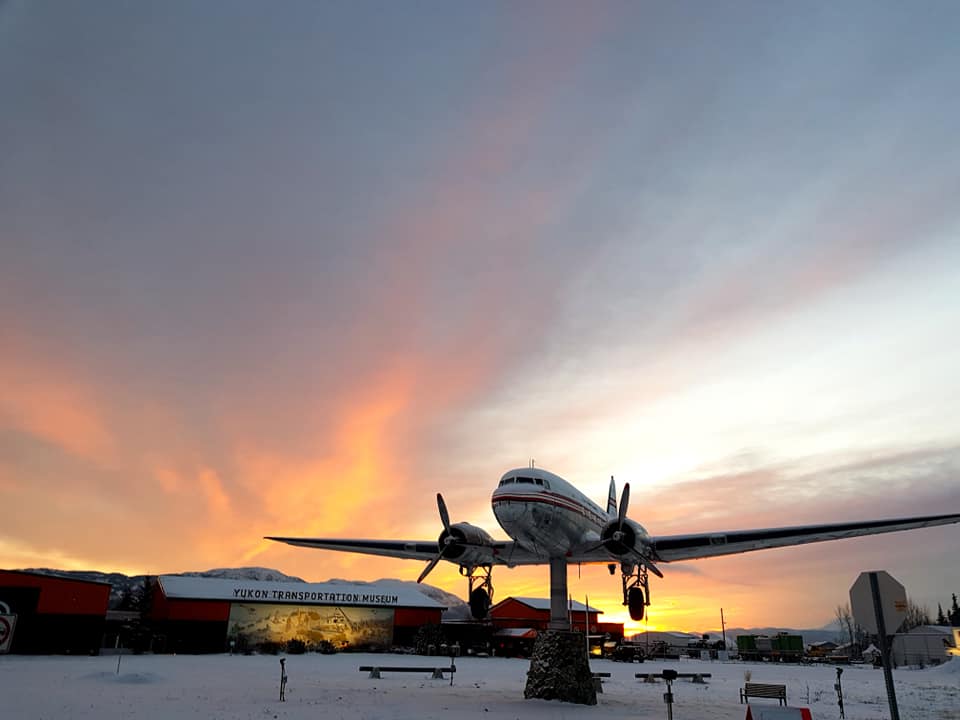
[585,594,590,658]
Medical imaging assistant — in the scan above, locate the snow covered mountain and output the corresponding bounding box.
[178,567,305,583]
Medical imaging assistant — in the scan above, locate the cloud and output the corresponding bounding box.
[0,535,142,576]
[643,443,960,533]
[0,335,115,466]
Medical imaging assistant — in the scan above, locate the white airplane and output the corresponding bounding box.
[267,467,960,622]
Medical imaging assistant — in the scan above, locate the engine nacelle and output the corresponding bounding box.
[598,517,649,558]
[438,522,496,564]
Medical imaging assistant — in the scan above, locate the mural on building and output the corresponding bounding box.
[228,603,394,649]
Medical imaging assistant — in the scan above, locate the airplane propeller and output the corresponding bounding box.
[592,481,664,578]
[417,493,462,583]
[610,482,630,547]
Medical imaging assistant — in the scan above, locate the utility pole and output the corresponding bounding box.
[720,608,727,653]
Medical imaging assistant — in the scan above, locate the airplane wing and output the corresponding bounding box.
[264,536,546,566]
[648,512,960,562]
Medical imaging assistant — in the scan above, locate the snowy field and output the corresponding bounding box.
[2,652,957,720]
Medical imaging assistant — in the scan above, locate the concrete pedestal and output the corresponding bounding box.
[523,630,597,705]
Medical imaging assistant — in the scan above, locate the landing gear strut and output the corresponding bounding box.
[621,563,652,621]
[461,564,494,619]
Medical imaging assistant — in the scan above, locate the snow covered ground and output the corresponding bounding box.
[2,652,957,719]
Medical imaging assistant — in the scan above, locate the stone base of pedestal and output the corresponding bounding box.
[523,630,597,705]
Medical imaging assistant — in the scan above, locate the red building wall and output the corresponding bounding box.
[149,591,230,622]
[489,597,622,637]
[490,598,545,624]
[0,570,109,615]
[0,570,110,653]
[394,607,443,627]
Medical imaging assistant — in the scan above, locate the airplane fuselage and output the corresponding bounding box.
[491,467,648,559]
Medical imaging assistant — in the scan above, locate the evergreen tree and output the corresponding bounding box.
[950,593,960,626]
[937,603,947,626]
[117,576,154,652]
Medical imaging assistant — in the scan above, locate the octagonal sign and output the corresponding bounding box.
[849,570,907,635]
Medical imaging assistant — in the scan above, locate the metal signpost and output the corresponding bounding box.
[835,667,845,719]
[661,668,677,720]
[850,571,907,720]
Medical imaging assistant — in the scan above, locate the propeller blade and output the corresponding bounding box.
[618,483,630,525]
[437,493,451,532]
[417,553,443,583]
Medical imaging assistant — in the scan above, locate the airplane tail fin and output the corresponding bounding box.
[606,476,617,517]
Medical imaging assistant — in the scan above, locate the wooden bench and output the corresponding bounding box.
[636,672,711,683]
[740,682,787,705]
[590,671,612,693]
[358,665,455,680]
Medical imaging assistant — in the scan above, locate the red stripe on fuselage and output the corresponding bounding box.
[492,491,607,530]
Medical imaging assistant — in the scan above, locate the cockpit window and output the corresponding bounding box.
[517,476,535,484]
[499,477,516,486]
[534,478,543,485]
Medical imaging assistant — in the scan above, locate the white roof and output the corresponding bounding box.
[901,625,953,636]
[630,630,699,642]
[509,597,602,613]
[158,575,445,609]
[494,627,538,638]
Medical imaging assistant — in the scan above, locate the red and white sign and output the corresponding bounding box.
[0,614,17,654]
[745,707,813,720]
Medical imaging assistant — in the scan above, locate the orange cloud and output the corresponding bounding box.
[222,362,421,565]
[0,356,114,465]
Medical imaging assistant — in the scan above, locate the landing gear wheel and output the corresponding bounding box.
[628,586,645,621]
[469,588,491,619]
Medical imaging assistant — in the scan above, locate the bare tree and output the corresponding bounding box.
[835,603,855,649]
[902,598,931,631]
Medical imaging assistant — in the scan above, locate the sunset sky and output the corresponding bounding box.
[2,2,959,634]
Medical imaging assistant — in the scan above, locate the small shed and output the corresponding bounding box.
[892,625,954,666]
[492,627,538,657]
[807,640,838,657]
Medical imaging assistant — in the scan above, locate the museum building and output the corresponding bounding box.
[148,576,446,653]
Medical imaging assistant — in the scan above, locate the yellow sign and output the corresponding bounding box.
[948,629,960,657]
